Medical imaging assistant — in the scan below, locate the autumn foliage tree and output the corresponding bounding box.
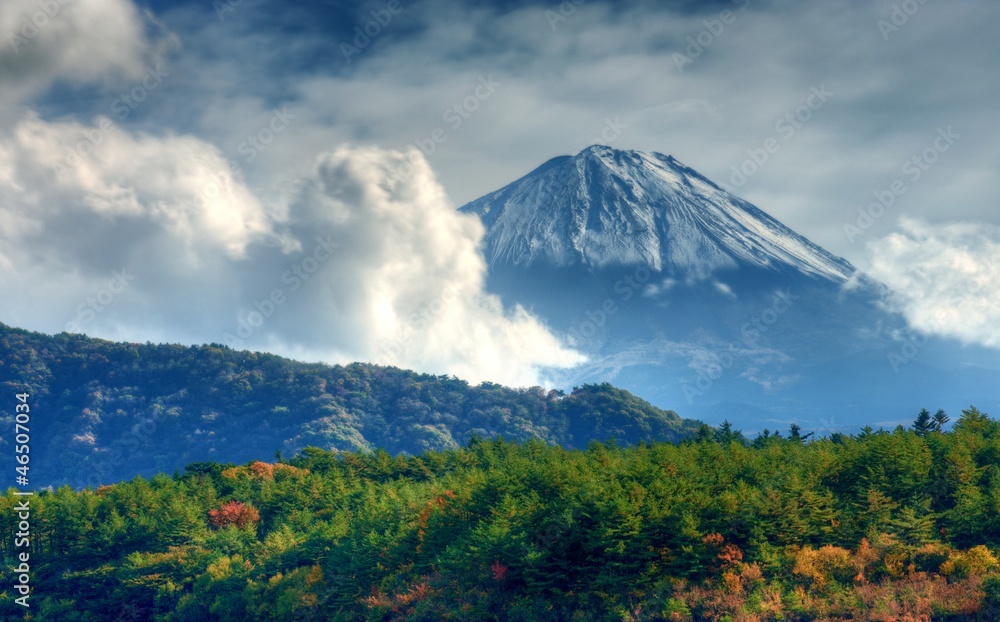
[209,500,260,529]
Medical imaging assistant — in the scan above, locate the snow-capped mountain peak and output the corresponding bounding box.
[459,145,856,283]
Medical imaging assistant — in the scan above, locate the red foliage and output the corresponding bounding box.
[491,559,508,581]
[208,500,260,529]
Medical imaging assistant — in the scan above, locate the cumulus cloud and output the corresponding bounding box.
[243,145,585,385]
[0,113,282,341]
[867,218,1000,348]
[0,115,582,385]
[0,0,168,112]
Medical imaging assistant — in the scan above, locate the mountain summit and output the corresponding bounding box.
[460,145,856,283]
[456,145,997,431]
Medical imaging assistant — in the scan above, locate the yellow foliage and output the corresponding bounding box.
[220,462,310,481]
[941,545,1000,578]
[793,545,854,588]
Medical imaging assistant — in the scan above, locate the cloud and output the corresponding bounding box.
[257,144,585,385]
[0,112,283,342]
[141,0,1000,268]
[867,218,1000,348]
[0,115,582,385]
[0,0,168,112]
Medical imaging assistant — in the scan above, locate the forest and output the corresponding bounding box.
[0,322,699,488]
[2,406,1000,621]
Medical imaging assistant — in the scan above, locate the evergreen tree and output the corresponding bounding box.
[932,409,950,431]
[913,408,934,436]
[789,423,802,442]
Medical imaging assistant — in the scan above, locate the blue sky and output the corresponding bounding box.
[1,0,998,384]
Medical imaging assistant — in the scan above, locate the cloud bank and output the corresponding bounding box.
[867,219,1000,348]
[0,111,582,385]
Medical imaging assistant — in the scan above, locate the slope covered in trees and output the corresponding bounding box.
[0,322,700,487]
[2,407,1000,620]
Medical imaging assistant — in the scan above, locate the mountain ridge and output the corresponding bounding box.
[0,321,702,488]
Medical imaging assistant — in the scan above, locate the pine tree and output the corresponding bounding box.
[913,408,934,436]
[789,423,802,442]
[932,409,950,431]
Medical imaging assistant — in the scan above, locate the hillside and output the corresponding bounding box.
[2,411,999,620]
[0,322,701,488]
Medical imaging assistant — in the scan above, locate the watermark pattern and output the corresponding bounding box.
[75,404,167,489]
[728,85,833,188]
[566,266,651,349]
[340,0,417,62]
[545,0,585,31]
[237,106,296,162]
[388,74,500,182]
[11,391,33,608]
[672,0,751,72]
[886,256,995,372]
[52,65,172,174]
[64,269,135,333]
[214,0,243,21]
[110,64,171,121]
[844,126,959,243]
[878,0,931,41]
[222,235,339,349]
[682,288,799,403]
[375,284,462,363]
[6,0,73,54]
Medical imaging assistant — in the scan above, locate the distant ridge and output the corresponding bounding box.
[0,322,702,488]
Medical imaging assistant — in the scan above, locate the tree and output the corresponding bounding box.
[932,409,950,431]
[209,500,261,529]
[955,406,994,438]
[913,408,934,436]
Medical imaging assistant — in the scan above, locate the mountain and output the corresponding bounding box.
[0,322,702,488]
[459,146,1000,432]
[462,145,857,284]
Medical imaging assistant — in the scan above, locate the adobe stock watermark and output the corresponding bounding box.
[75,405,168,489]
[213,0,243,21]
[63,269,135,334]
[878,0,931,41]
[187,147,245,209]
[237,106,295,162]
[388,74,500,181]
[6,0,74,54]
[183,106,295,211]
[223,235,339,349]
[682,288,799,403]
[545,0,585,30]
[573,116,628,154]
[340,0,417,62]
[566,267,651,349]
[110,64,170,121]
[375,283,463,364]
[729,85,833,188]
[673,0,751,71]
[886,258,996,372]
[52,65,171,174]
[844,126,958,243]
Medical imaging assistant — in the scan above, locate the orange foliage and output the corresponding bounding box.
[221,461,310,481]
[208,500,260,529]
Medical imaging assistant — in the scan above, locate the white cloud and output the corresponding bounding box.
[0,0,167,112]
[263,145,585,385]
[867,218,1000,348]
[0,114,582,385]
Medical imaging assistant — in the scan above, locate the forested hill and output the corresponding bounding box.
[0,322,701,488]
[2,416,1000,620]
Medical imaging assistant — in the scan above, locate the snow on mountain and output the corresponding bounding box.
[459,145,857,284]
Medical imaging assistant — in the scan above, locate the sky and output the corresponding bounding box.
[0,0,997,385]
